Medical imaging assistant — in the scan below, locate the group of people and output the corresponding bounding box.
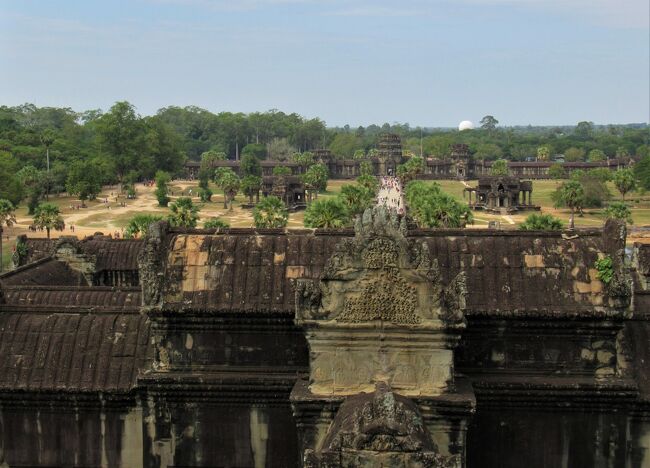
[376,176,405,215]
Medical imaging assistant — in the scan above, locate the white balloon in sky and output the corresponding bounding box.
[458,120,474,131]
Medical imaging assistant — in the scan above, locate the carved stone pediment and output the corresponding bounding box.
[296,207,465,326]
[294,207,466,397]
[304,383,461,468]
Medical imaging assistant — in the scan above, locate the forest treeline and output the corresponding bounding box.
[0,101,649,207]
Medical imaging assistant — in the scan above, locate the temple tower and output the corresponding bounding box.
[291,207,475,467]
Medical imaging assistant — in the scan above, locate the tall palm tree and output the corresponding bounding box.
[33,203,65,239]
[253,196,288,228]
[0,199,17,272]
[304,198,349,229]
[555,180,585,230]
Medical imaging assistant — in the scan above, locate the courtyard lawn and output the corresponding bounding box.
[3,177,650,251]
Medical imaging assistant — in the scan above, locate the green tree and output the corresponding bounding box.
[635,155,650,190]
[404,181,473,228]
[537,146,551,161]
[0,152,24,205]
[241,153,262,177]
[353,149,367,160]
[267,137,296,161]
[396,156,424,184]
[356,174,379,193]
[613,168,636,200]
[616,147,629,159]
[66,160,103,207]
[155,171,171,207]
[272,166,292,176]
[575,121,594,139]
[564,147,586,162]
[548,163,566,179]
[214,167,241,210]
[588,149,606,162]
[605,202,633,224]
[167,197,199,228]
[124,214,164,238]
[0,199,17,272]
[359,160,373,177]
[253,196,288,228]
[519,213,563,231]
[292,151,315,169]
[241,175,262,204]
[479,115,499,130]
[203,217,230,229]
[198,187,213,202]
[340,184,375,217]
[241,143,267,160]
[489,159,509,176]
[200,149,227,167]
[95,101,144,182]
[302,163,329,196]
[304,198,350,228]
[328,133,360,158]
[588,168,613,183]
[33,203,65,239]
[16,165,45,214]
[553,180,585,229]
[473,143,503,161]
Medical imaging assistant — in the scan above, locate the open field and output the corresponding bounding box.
[2,178,650,265]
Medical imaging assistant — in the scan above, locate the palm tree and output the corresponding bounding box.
[555,180,585,229]
[124,214,164,238]
[0,199,17,272]
[304,198,350,229]
[613,168,636,201]
[33,203,65,239]
[253,196,288,228]
[215,168,241,210]
[167,197,200,228]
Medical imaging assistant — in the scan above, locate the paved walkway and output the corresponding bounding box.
[376,176,405,215]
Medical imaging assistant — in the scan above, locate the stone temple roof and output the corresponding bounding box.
[0,309,150,392]
[155,224,620,316]
[19,236,143,272]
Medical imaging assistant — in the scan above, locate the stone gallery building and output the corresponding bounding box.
[1,213,650,467]
[464,176,540,214]
[184,135,632,181]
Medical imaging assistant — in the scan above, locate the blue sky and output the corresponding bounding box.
[0,0,648,127]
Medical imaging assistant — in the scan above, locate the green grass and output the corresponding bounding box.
[1,239,13,272]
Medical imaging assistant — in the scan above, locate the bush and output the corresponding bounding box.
[519,213,563,231]
[203,217,229,229]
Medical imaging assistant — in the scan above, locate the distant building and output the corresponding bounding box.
[464,176,540,214]
[183,135,633,181]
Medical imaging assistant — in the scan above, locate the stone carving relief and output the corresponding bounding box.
[304,383,460,468]
[294,207,466,397]
[295,207,466,326]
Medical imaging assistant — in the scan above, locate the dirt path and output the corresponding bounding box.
[376,177,405,214]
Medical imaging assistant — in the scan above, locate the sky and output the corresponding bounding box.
[0,0,648,127]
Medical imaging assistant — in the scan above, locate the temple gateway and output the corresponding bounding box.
[1,210,650,467]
